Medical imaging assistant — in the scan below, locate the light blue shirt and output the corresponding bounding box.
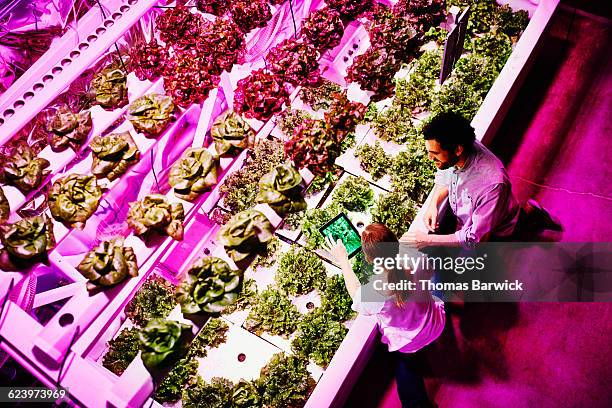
[434,141,520,247]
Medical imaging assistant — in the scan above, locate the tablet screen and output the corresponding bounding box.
[319,213,362,258]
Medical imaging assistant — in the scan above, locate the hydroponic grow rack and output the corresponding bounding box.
[0,1,559,407]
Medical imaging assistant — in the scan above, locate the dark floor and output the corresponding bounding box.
[345,7,612,408]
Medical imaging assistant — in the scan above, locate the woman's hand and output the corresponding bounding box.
[323,236,350,267]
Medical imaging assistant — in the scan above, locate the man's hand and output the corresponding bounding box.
[400,231,431,250]
[323,236,350,267]
[423,203,439,232]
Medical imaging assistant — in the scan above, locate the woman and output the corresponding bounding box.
[324,223,445,408]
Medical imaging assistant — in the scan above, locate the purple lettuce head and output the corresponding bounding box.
[233,69,289,121]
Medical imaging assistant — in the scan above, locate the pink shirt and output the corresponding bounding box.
[434,141,520,247]
[352,286,445,353]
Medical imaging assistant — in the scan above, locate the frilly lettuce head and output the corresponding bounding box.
[46,105,92,152]
[217,209,274,262]
[77,239,139,291]
[211,111,255,156]
[91,63,128,109]
[126,93,175,136]
[0,214,55,260]
[176,256,242,315]
[169,148,219,201]
[0,187,9,222]
[139,318,191,370]
[256,163,306,215]
[90,131,141,181]
[2,145,50,194]
[48,174,103,229]
[127,194,185,240]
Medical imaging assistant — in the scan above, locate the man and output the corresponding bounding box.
[401,112,522,249]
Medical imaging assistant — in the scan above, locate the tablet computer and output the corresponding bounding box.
[319,213,362,258]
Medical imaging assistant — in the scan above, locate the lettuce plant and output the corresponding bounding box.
[252,236,280,270]
[211,111,255,156]
[196,0,231,16]
[298,79,342,111]
[330,175,374,212]
[372,104,418,144]
[423,26,448,44]
[139,318,191,370]
[155,358,199,403]
[183,377,234,408]
[346,46,400,101]
[102,327,141,376]
[284,119,338,176]
[323,91,367,142]
[127,194,185,240]
[217,209,274,262]
[229,0,272,33]
[320,275,355,322]
[326,0,373,19]
[187,318,230,358]
[278,109,312,137]
[351,251,374,284]
[389,140,436,204]
[291,308,348,367]
[128,39,168,81]
[234,69,289,121]
[453,53,499,98]
[198,17,246,74]
[257,353,315,408]
[431,79,481,121]
[256,163,306,215]
[301,202,344,249]
[90,131,140,181]
[267,38,320,86]
[156,6,203,46]
[46,105,92,152]
[91,63,128,109]
[232,380,261,408]
[275,246,327,295]
[77,239,138,291]
[0,187,9,222]
[447,0,507,34]
[125,275,176,327]
[163,48,220,108]
[393,0,446,33]
[169,148,219,201]
[393,49,441,112]
[355,141,392,181]
[469,31,513,73]
[48,174,103,229]
[306,171,338,195]
[127,94,175,136]
[371,190,417,237]
[246,288,301,337]
[176,256,242,315]
[367,6,419,63]
[1,145,50,194]
[300,7,344,51]
[220,138,285,214]
[495,5,529,37]
[221,278,257,315]
[0,214,55,260]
